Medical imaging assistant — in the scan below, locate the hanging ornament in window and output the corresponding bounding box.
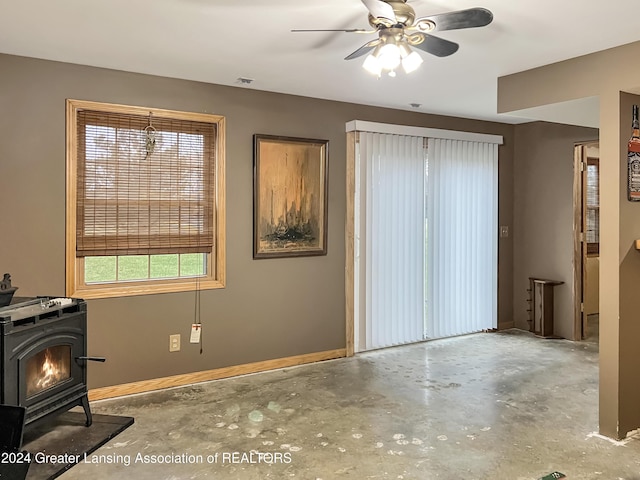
[144,112,156,158]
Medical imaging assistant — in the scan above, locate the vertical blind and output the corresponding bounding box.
[76,110,216,256]
[357,132,426,350]
[425,138,498,338]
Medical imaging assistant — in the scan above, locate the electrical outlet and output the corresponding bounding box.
[169,334,181,352]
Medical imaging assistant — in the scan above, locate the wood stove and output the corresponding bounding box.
[0,297,95,428]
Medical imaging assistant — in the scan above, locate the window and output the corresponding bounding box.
[66,100,225,299]
[585,158,599,255]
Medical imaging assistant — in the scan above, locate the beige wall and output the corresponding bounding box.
[498,40,640,115]
[513,122,597,338]
[0,53,515,390]
[499,38,640,438]
[615,92,640,437]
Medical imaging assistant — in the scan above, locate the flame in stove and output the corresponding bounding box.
[26,345,71,398]
[37,351,59,389]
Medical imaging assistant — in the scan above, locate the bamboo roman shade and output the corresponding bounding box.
[76,109,216,257]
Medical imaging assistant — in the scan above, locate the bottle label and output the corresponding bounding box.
[628,151,640,201]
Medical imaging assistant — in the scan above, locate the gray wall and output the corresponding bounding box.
[0,53,515,390]
[513,121,598,339]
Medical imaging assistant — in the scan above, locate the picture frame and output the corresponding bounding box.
[253,134,329,259]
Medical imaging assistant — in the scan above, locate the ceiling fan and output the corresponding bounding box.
[292,0,493,76]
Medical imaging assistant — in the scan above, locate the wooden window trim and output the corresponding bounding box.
[66,99,226,299]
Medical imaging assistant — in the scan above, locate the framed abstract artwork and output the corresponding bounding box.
[253,135,329,259]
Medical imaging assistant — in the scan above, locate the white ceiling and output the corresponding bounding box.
[1,0,639,127]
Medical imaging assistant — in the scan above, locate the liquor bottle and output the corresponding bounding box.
[628,104,640,201]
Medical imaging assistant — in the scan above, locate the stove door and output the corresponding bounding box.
[17,329,86,415]
[25,343,73,399]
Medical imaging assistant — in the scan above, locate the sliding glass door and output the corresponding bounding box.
[352,126,499,351]
[425,138,498,339]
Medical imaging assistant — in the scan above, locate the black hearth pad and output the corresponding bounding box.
[22,411,134,480]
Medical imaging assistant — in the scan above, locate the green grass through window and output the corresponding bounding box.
[84,256,117,283]
[85,254,206,284]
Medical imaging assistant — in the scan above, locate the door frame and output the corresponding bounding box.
[573,140,599,340]
[345,131,356,356]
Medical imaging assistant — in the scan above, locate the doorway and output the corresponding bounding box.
[345,123,501,354]
[573,141,600,341]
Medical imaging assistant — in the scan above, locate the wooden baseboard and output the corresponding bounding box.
[88,348,346,401]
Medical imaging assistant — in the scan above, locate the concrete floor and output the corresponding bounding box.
[58,329,640,480]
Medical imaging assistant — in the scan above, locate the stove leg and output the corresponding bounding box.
[81,394,93,427]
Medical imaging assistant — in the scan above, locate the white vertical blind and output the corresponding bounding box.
[357,132,426,350]
[425,138,498,338]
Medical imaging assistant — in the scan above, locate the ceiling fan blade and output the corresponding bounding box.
[360,0,396,24]
[291,29,373,33]
[344,39,381,60]
[409,33,459,57]
[413,7,493,32]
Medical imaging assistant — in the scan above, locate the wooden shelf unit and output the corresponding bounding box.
[527,277,564,338]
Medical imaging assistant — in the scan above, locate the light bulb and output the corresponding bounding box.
[402,50,423,73]
[377,43,401,71]
[362,54,382,76]
[388,70,397,77]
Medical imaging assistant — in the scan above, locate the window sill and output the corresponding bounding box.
[68,278,225,300]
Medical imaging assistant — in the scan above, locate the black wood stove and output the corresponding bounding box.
[0,297,98,428]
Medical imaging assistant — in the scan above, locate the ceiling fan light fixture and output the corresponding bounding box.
[398,42,412,58]
[377,43,401,71]
[401,50,423,73]
[297,4,493,78]
[363,53,382,76]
